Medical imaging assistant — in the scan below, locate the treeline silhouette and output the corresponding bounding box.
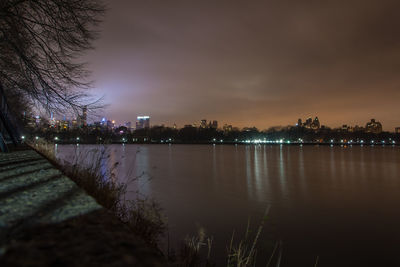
[26,125,398,144]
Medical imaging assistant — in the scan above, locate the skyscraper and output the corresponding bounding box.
[136,116,150,129]
[311,117,320,130]
[50,112,56,128]
[297,118,302,127]
[304,117,313,128]
[82,106,87,127]
[200,119,207,128]
[365,119,382,134]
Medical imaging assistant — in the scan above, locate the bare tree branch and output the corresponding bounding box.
[0,0,105,115]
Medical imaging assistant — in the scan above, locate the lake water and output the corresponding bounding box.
[55,144,400,266]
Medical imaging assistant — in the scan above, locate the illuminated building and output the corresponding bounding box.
[71,119,78,129]
[136,116,150,129]
[82,106,87,127]
[395,127,400,134]
[311,117,320,130]
[211,120,218,129]
[100,117,107,128]
[297,116,320,130]
[223,124,233,132]
[49,112,56,128]
[365,119,382,134]
[107,120,114,129]
[75,106,88,128]
[60,120,69,131]
[304,117,312,128]
[200,119,207,128]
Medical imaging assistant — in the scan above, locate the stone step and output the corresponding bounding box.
[0,162,54,181]
[0,150,102,238]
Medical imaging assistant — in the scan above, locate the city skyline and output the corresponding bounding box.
[36,111,398,133]
[85,0,400,130]
[35,109,399,132]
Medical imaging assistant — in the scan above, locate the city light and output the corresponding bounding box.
[22,113,399,146]
[35,136,39,140]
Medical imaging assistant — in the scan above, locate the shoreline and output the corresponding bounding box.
[0,146,168,266]
[50,141,399,147]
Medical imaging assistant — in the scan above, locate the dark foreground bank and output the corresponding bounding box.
[0,147,167,266]
[0,209,166,266]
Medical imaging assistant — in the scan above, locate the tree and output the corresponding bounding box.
[0,0,105,115]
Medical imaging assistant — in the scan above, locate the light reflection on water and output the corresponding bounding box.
[55,144,400,266]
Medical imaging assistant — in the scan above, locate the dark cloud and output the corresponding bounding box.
[87,0,400,130]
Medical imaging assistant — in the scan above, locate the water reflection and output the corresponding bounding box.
[55,144,400,266]
[278,145,287,198]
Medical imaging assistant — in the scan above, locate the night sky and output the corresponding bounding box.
[86,0,400,130]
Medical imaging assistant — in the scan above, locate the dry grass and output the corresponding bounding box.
[171,227,214,267]
[171,207,273,267]
[226,207,271,267]
[31,141,166,246]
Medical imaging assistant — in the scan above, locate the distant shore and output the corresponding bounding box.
[48,141,399,146]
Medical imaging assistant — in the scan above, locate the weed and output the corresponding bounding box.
[31,141,166,246]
